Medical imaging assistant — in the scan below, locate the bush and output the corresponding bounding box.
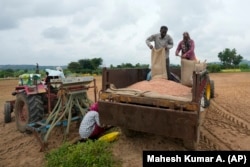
[45,140,121,167]
[239,63,249,70]
[207,63,221,73]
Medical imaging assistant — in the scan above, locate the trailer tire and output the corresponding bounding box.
[202,79,212,108]
[4,102,12,123]
[210,80,215,98]
[14,93,44,132]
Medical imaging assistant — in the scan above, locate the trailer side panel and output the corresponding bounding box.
[98,101,199,140]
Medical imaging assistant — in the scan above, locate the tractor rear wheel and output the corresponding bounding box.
[4,102,12,123]
[14,93,44,132]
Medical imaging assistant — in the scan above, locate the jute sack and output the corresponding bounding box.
[195,61,207,72]
[181,59,196,87]
[151,48,167,79]
[105,84,191,102]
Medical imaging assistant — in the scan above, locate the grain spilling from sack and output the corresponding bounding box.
[127,78,191,97]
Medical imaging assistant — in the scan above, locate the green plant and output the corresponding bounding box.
[45,140,121,167]
[207,63,221,73]
[239,63,249,69]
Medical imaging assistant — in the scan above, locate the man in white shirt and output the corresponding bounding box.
[146,25,174,80]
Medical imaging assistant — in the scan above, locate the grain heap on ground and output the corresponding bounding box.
[127,78,191,97]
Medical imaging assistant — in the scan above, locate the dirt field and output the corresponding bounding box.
[0,72,250,167]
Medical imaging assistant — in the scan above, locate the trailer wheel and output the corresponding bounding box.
[210,80,215,98]
[202,80,211,108]
[14,93,44,132]
[4,102,12,123]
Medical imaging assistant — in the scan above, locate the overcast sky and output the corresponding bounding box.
[0,0,249,67]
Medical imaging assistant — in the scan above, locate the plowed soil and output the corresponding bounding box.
[0,72,250,167]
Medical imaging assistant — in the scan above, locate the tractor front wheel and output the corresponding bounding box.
[14,93,44,132]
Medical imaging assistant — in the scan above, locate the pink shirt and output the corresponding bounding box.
[176,39,196,60]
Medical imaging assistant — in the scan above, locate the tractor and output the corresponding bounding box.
[4,64,64,130]
[3,64,96,136]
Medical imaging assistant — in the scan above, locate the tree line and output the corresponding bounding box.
[0,48,249,78]
[207,48,249,72]
[0,58,150,78]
